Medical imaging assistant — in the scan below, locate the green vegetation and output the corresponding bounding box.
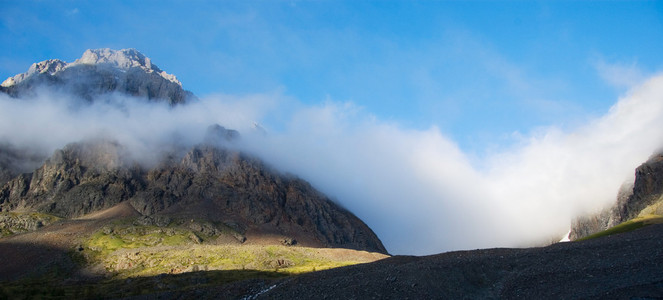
[93,244,367,278]
[81,222,385,279]
[84,225,202,257]
[0,217,387,299]
[577,214,663,241]
[637,197,663,216]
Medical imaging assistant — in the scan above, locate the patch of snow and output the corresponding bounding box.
[559,229,571,242]
[3,48,182,87]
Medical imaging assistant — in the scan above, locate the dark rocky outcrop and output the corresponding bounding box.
[0,139,387,254]
[571,153,663,240]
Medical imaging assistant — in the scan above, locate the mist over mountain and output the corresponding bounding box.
[2,48,663,255]
[0,48,386,254]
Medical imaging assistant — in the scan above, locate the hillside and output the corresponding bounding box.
[0,48,389,294]
[0,202,389,298]
[0,48,386,254]
[4,47,663,299]
[3,211,659,299]
[239,222,663,299]
[571,153,663,240]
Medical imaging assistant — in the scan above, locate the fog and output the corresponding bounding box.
[2,75,663,255]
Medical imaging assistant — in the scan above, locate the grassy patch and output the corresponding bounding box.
[81,222,385,279]
[93,244,373,278]
[83,225,204,259]
[577,214,663,241]
[0,216,388,298]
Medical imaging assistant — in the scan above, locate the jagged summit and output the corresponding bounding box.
[75,48,181,86]
[1,59,67,87]
[1,48,191,105]
[2,48,181,88]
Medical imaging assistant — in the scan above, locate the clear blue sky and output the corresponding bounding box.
[1,0,662,153]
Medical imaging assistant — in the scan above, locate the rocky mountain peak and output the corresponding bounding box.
[77,48,149,68]
[1,48,192,105]
[1,59,67,87]
[74,48,181,86]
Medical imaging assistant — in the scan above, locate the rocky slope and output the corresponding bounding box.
[1,48,194,105]
[571,153,663,240]
[0,142,46,187]
[0,48,386,254]
[16,220,654,299]
[0,135,385,253]
[240,222,663,299]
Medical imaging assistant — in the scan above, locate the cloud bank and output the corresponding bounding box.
[1,75,663,255]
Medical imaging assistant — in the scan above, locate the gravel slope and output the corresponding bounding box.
[248,223,663,299]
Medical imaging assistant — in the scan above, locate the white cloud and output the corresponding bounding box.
[1,74,663,255]
[0,90,281,165]
[241,74,663,254]
[595,59,646,89]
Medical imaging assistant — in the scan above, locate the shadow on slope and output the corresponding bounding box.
[0,203,388,299]
[0,267,286,299]
[250,224,663,299]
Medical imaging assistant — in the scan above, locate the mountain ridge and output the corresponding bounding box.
[0,48,387,254]
[571,152,663,240]
[1,48,192,105]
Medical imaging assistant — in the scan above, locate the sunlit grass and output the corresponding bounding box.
[93,244,374,278]
[81,224,386,279]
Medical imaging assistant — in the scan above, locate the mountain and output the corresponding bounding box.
[0,49,386,255]
[0,137,385,253]
[1,48,194,105]
[2,48,663,299]
[571,152,663,240]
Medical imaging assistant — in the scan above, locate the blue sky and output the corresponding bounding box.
[2,1,662,153]
[3,1,663,254]
[0,1,663,152]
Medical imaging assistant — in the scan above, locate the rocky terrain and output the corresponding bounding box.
[0,48,388,296]
[1,48,194,105]
[0,137,385,253]
[571,153,663,240]
[237,222,663,299]
[3,48,663,299]
[0,48,386,254]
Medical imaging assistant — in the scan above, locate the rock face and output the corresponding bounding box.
[570,153,663,240]
[0,143,47,188]
[0,138,387,254]
[1,48,193,105]
[0,48,387,254]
